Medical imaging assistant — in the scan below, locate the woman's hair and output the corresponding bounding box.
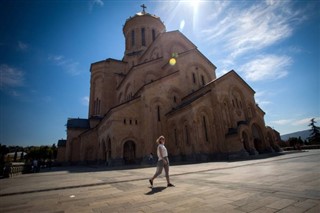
[156,135,165,144]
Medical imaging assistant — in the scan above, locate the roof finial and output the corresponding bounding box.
[141,4,147,14]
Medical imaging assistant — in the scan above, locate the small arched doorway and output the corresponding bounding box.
[242,131,250,154]
[252,124,264,153]
[123,140,136,164]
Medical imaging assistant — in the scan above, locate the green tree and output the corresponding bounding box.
[0,144,9,174]
[308,118,320,144]
[288,137,300,150]
[51,143,58,159]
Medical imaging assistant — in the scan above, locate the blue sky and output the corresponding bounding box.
[1,0,319,147]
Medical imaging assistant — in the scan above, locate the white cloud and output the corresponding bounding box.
[257,100,272,106]
[18,41,28,51]
[89,0,104,12]
[200,1,306,59]
[271,117,320,126]
[240,55,292,81]
[271,119,293,125]
[48,55,81,76]
[0,64,24,89]
[293,117,320,126]
[81,96,89,106]
[254,90,267,99]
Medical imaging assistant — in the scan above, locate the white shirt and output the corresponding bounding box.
[157,144,168,161]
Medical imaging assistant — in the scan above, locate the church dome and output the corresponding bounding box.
[123,5,166,55]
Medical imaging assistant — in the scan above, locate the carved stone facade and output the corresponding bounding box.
[57,9,281,166]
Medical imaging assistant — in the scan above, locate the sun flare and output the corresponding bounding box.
[189,0,201,8]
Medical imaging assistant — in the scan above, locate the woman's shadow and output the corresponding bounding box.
[145,186,166,195]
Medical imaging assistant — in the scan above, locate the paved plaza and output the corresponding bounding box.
[0,150,319,213]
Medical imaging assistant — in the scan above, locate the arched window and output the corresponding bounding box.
[94,98,101,115]
[152,29,156,41]
[192,73,196,84]
[201,75,205,86]
[157,106,161,122]
[141,28,146,46]
[131,30,135,47]
[203,116,209,142]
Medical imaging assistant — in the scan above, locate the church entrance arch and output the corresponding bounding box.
[252,124,264,153]
[123,140,136,164]
[242,131,250,154]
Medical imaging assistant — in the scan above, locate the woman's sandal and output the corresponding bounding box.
[167,183,175,187]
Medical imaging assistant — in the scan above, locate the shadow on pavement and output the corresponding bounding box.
[33,151,307,174]
[145,186,166,195]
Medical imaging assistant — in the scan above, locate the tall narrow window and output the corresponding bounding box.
[141,28,146,46]
[157,106,161,122]
[131,30,135,47]
[203,116,209,142]
[201,75,205,86]
[94,98,100,115]
[152,29,156,41]
[192,73,196,84]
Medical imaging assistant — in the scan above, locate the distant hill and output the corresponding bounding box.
[281,129,310,141]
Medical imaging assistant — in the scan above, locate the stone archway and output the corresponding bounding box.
[252,124,265,154]
[242,131,250,153]
[103,138,111,166]
[123,140,136,164]
[267,132,276,152]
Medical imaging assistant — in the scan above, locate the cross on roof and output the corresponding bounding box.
[141,4,147,13]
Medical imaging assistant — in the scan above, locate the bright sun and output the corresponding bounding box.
[189,0,201,8]
[187,0,201,13]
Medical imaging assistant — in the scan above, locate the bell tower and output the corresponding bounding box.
[122,5,166,67]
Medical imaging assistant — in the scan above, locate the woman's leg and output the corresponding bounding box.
[151,160,163,180]
[164,157,174,186]
[162,157,170,183]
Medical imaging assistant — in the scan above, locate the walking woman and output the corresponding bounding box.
[149,135,174,187]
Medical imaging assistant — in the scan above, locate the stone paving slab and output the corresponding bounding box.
[0,150,319,212]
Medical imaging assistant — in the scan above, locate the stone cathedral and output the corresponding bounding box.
[57,6,281,166]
